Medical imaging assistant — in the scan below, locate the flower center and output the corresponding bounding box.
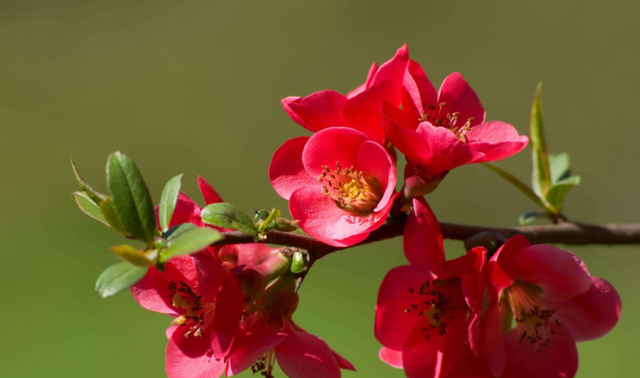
[168,281,216,338]
[251,348,276,378]
[502,281,562,350]
[318,161,382,215]
[404,278,465,340]
[419,102,474,142]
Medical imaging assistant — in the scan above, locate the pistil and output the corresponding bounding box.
[318,161,382,215]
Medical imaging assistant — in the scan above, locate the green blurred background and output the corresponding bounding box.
[1,1,638,377]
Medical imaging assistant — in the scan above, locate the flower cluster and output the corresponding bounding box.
[122,45,621,378]
[133,178,354,378]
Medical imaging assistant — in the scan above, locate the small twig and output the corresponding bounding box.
[214,220,640,261]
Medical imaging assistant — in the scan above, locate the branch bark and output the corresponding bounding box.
[214,219,640,261]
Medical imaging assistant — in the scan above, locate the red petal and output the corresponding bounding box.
[210,276,243,357]
[287,90,348,132]
[496,242,592,301]
[269,136,316,200]
[414,122,483,177]
[437,72,485,126]
[375,265,434,350]
[466,121,529,163]
[226,326,287,375]
[197,176,224,205]
[402,315,467,378]
[281,96,309,129]
[482,302,507,377]
[357,140,396,211]
[274,327,341,378]
[289,186,368,247]
[302,127,368,177]
[404,198,445,274]
[193,251,228,302]
[379,347,403,369]
[165,329,225,378]
[502,330,578,378]
[131,266,177,315]
[403,59,437,118]
[547,277,621,342]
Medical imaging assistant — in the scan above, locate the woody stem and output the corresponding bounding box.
[213,218,640,261]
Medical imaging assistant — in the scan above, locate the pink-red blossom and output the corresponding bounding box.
[375,198,487,378]
[269,127,397,247]
[282,45,409,144]
[481,235,621,378]
[382,60,528,190]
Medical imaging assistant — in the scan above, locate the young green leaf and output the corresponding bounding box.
[546,176,581,210]
[530,83,552,197]
[159,228,223,262]
[95,262,148,298]
[110,244,156,267]
[201,203,258,235]
[259,208,281,233]
[549,153,571,184]
[106,152,156,244]
[99,198,129,235]
[73,191,107,225]
[159,174,183,233]
[483,163,548,210]
[164,223,199,241]
[71,159,108,204]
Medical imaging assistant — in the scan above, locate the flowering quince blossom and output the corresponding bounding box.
[381,60,529,192]
[375,198,488,378]
[281,45,409,144]
[481,235,621,378]
[220,274,355,378]
[133,177,353,378]
[269,127,397,247]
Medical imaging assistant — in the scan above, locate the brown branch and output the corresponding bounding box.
[214,219,640,261]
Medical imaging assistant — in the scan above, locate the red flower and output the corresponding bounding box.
[269,127,397,247]
[375,198,487,378]
[382,60,528,187]
[281,45,409,144]
[203,274,355,378]
[133,253,243,378]
[481,235,621,378]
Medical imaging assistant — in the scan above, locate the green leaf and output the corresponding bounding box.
[164,223,199,241]
[549,153,571,184]
[106,152,156,244]
[110,245,156,267]
[530,83,552,197]
[546,176,580,210]
[483,163,548,210]
[201,203,258,235]
[159,174,183,233]
[99,198,129,235]
[259,208,281,233]
[95,262,147,298]
[71,159,108,204]
[518,211,549,225]
[73,191,107,225]
[159,228,223,262]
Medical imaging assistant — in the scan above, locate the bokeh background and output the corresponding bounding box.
[1,1,638,377]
